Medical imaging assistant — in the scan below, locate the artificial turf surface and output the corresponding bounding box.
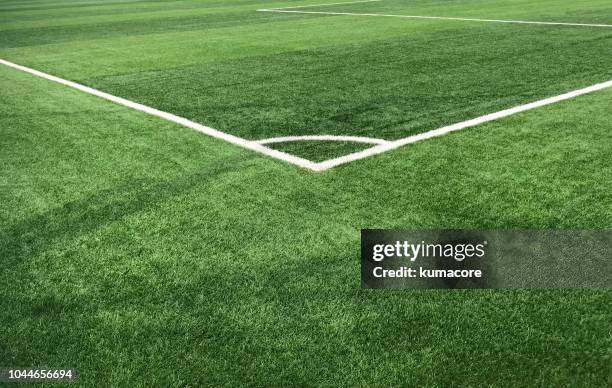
[1,0,611,160]
[1,0,611,386]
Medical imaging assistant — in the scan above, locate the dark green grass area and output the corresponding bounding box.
[0,5,303,49]
[1,58,611,386]
[84,25,611,143]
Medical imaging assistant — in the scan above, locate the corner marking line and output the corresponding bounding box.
[314,79,612,170]
[0,58,320,171]
[2,59,611,172]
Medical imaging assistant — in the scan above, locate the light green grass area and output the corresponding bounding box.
[1,0,611,386]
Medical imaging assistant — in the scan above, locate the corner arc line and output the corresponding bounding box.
[255,135,389,145]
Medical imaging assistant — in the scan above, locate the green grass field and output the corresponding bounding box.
[1,0,611,386]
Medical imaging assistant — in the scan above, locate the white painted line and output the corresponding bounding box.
[2,59,611,173]
[256,135,389,145]
[312,79,612,171]
[258,9,612,28]
[267,0,381,10]
[0,58,320,171]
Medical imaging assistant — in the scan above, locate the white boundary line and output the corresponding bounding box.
[258,2,612,29]
[0,58,320,171]
[315,80,612,170]
[258,9,612,28]
[256,135,388,145]
[2,58,611,172]
[269,0,381,10]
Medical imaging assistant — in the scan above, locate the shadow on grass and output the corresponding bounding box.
[0,153,254,265]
